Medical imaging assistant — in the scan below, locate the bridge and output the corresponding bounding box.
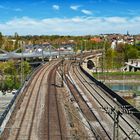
[0,52,140,140]
[0,44,74,61]
[124,59,140,72]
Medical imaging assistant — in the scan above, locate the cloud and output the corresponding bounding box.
[14,8,22,12]
[52,5,60,10]
[0,16,140,35]
[70,5,81,11]
[104,17,127,23]
[81,9,92,15]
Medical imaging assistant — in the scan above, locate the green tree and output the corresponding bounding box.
[0,60,31,90]
[23,61,31,76]
[105,48,114,69]
[127,48,138,59]
[0,32,3,49]
[4,76,14,90]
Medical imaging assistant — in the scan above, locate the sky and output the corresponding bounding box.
[0,0,140,35]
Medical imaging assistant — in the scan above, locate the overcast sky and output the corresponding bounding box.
[0,0,140,35]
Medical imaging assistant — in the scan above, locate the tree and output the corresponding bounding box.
[105,48,114,69]
[0,60,31,90]
[0,32,3,49]
[127,48,138,59]
[22,61,31,76]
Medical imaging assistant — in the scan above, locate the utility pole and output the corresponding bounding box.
[113,109,122,140]
[20,41,24,85]
[104,105,140,140]
[61,58,64,87]
[102,37,106,82]
[41,43,44,63]
[49,43,52,61]
[80,40,83,64]
[74,42,77,61]
[58,42,60,58]
[101,49,104,82]
[84,39,87,51]
[2,72,4,91]
[104,106,122,140]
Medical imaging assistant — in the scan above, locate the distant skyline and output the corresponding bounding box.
[0,0,140,35]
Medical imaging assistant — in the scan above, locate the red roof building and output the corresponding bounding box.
[90,37,102,43]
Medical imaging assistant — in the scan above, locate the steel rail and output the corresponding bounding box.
[74,64,140,139]
[63,61,111,140]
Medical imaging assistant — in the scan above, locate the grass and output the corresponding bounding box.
[134,90,140,95]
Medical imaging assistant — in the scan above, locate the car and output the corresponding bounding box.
[12,89,17,95]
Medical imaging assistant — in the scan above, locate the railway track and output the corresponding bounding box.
[1,52,139,140]
[72,62,140,139]
[2,59,90,140]
[2,60,64,140]
[41,64,64,140]
[63,61,112,140]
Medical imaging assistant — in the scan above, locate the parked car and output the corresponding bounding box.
[12,89,17,95]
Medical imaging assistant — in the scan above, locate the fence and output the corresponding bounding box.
[80,65,140,120]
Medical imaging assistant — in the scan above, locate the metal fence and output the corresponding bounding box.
[79,65,140,120]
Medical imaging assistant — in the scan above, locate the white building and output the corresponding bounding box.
[111,40,117,49]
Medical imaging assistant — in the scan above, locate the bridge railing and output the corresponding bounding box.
[0,63,44,134]
[79,65,140,121]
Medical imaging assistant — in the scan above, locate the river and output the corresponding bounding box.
[107,83,140,111]
[107,84,140,92]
